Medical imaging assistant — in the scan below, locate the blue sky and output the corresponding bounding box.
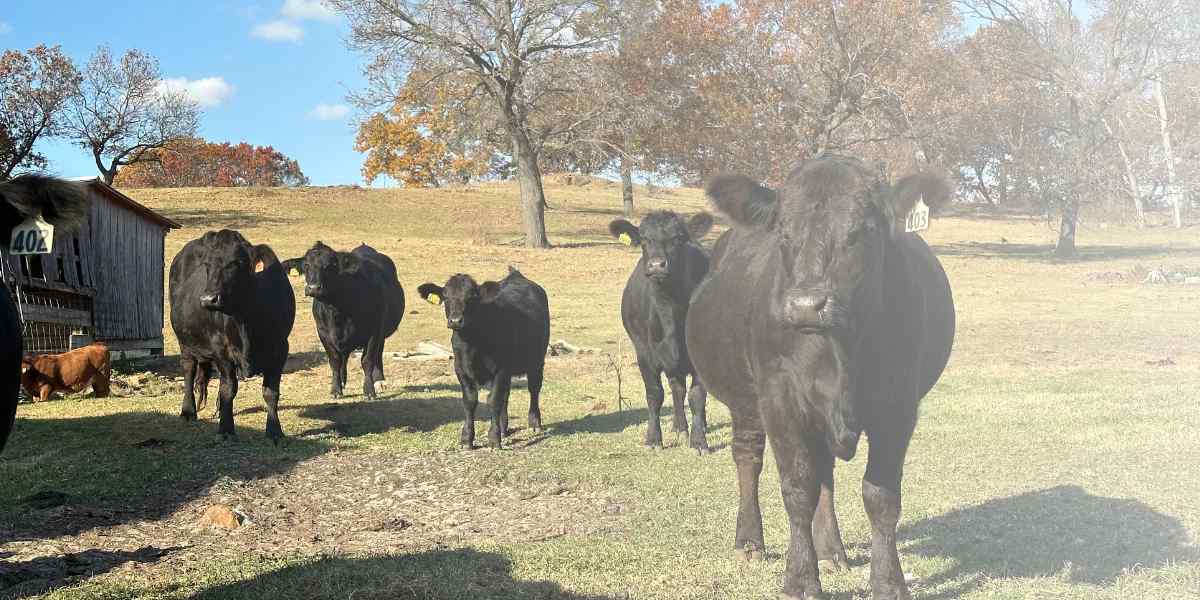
[2,0,372,185]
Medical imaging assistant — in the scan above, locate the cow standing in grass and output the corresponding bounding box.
[283,242,405,401]
[687,155,955,600]
[418,267,549,449]
[0,175,91,452]
[609,211,714,452]
[170,229,296,442]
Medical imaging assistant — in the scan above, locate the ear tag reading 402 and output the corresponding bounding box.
[905,198,929,233]
[9,213,54,255]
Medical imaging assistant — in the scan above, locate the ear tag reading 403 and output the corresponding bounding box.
[9,213,54,255]
[905,198,929,233]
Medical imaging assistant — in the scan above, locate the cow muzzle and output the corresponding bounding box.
[304,284,325,297]
[783,289,832,330]
[199,293,224,310]
[447,316,464,330]
[645,257,669,279]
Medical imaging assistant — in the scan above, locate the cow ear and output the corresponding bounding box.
[608,219,641,247]
[280,258,305,276]
[686,212,714,240]
[879,172,951,236]
[705,175,778,228]
[418,283,445,305]
[479,281,502,303]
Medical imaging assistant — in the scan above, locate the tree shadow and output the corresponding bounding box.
[0,412,330,542]
[0,546,179,599]
[900,485,1200,598]
[161,208,293,230]
[188,548,620,599]
[294,395,465,438]
[932,242,1200,263]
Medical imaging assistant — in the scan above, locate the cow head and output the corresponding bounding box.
[707,157,949,333]
[283,242,358,300]
[609,211,713,282]
[418,274,501,331]
[196,229,258,313]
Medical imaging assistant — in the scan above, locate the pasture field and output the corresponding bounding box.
[2,180,1199,599]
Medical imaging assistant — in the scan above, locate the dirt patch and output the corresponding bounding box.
[0,450,625,593]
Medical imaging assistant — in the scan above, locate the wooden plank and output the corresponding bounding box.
[21,305,93,328]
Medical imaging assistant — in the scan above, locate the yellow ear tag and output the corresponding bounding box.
[254,260,265,273]
[428,293,442,305]
[619,232,633,246]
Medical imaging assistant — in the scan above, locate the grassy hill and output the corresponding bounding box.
[2,180,1199,599]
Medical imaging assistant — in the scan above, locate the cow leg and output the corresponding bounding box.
[765,418,826,599]
[180,356,198,420]
[38,386,51,402]
[862,408,918,600]
[361,338,381,401]
[488,373,512,448]
[526,362,544,432]
[215,362,239,440]
[93,363,111,398]
[687,377,709,453]
[637,359,665,449]
[262,369,284,444]
[457,372,480,449]
[339,355,349,397]
[813,444,850,572]
[324,343,343,398]
[730,404,766,561]
[666,374,689,445]
[371,338,386,389]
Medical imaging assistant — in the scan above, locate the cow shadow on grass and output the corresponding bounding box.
[188,548,619,600]
[900,485,1199,598]
[932,242,1200,263]
[0,546,180,599]
[0,411,331,543]
[116,352,327,380]
[293,394,464,438]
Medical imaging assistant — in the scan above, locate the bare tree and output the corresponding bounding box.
[330,0,619,248]
[960,0,1200,256]
[0,45,80,180]
[64,47,200,184]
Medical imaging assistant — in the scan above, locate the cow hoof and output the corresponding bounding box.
[374,380,388,392]
[180,411,197,421]
[818,558,849,573]
[734,548,764,562]
[218,433,237,443]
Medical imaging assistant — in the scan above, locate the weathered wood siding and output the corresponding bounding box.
[89,195,167,343]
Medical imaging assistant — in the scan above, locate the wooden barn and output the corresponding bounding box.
[3,178,180,358]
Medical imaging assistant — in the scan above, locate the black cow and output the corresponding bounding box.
[686,155,954,600]
[282,242,405,400]
[418,267,549,449]
[609,211,714,452]
[169,229,296,442]
[0,175,91,452]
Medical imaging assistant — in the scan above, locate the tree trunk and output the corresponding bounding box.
[93,151,117,185]
[510,129,550,248]
[1103,117,1145,227]
[1055,197,1078,258]
[620,157,635,218]
[1152,54,1181,228]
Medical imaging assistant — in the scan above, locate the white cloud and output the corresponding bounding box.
[251,19,304,42]
[0,21,12,35]
[157,77,236,108]
[281,0,336,22]
[308,103,350,120]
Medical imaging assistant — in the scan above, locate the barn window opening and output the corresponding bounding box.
[73,237,86,285]
[55,256,67,282]
[23,255,45,280]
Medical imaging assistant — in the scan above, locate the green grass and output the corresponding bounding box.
[3,180,1200,599]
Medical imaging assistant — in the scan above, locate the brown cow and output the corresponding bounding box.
[20,343,112,402]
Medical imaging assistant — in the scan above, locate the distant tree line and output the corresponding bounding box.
[0,45,308,187]
[337,0,1200,254]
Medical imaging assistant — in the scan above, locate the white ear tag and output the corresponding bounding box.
[10,212,54,255]
[904,198,929,233]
